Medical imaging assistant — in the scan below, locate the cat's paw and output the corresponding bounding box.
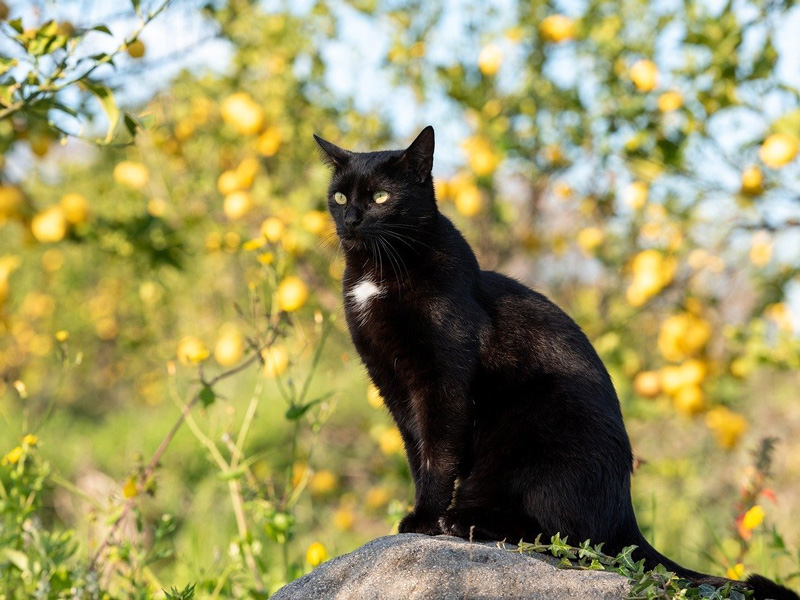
[438,508,476,539]
[398,511,444,535]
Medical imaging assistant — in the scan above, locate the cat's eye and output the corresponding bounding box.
[373,190,389,204]
[333,192,347,205]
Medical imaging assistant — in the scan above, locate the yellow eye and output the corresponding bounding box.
[373,190,389,204]
[333,192,347,205]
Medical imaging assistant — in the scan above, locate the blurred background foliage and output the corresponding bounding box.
[1,0,800,597]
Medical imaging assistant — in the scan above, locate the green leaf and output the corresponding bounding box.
[91,25,113,35]
[0,58,17,77]
[772,109,800,138]
[285,397,325,420]
[81,79,120,144]
[199,385,215,408]
[7,19,23,34]
[0,548,29,573]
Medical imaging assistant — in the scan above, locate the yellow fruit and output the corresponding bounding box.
[0,185,24,219]
[59,193,89,224]
[623,182,648,210]
[705,406,748,450]
[262,345,289,378]
[113,160,150,190]
[626,249,675,307]
[658,313,711,362]
[214,327,245,367]
[367,383,384,409]
[309,470,338,496]
[633,371,661,398]
[576,227,604,254]
[256,126,282,157]
[379,427,404,455]
[29,134,51,157]
[306,542,328,567]
[177,336,210,365]
[749,231,772,267]
[220,92,264,136]
[478,44,503,76]
[126,39,145,58]
[657,91,683,113]
[31,206,67,243]
[261,217,285,243]
[223,191,253,220]
[630,59,658,92]
[276,276,308,312]
[454,184,482,217]
[462,135,501,176]
[673,385,706,417]
[759,133,798,168]
[740,166,763,195]
[539,15,576,43]
[217,170,242,195]
[236,157,260,186]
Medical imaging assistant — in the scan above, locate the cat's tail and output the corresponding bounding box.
[631,530,799,600]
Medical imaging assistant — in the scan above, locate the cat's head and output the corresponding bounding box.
[313,126,437,252]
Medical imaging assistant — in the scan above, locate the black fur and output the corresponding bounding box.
[314,126,798,600]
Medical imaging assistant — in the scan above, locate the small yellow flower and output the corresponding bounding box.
[333,508,355,531]
[726,563,745,581]
[177,336,210,365]
[2,446,23,465]
[309,470,338,496]
[365,486,391,511]
[367,383,384,409]
[379,428,404,456]
[742,505,765,531]
[306,542,328,567]
[21,434,38,446]
[123,476,138,498]
[55,330,69,342]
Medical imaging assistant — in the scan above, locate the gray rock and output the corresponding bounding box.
[272,534,630,599]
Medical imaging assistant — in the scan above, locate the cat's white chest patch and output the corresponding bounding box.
[348,279,383,310]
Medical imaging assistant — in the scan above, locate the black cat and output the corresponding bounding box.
[314,126,798,600]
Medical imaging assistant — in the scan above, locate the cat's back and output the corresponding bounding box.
[475,269,608,379]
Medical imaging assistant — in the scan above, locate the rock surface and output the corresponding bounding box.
[272,533,630,599]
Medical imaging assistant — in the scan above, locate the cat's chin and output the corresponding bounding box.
[397,510,444,536]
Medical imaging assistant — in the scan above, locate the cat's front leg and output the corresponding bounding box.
[397,382,471,536]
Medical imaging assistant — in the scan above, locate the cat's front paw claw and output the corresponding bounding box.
[398,511,443,535]
[438,509,475,538]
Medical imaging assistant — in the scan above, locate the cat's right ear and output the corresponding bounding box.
[313,134,351,169]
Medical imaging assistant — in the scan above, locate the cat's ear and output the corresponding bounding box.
[400,126,435,182]
[313,134,351,169]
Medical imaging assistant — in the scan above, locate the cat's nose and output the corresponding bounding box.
[345,208,363,231]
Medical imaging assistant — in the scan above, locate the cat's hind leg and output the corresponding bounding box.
[439,506,534,543]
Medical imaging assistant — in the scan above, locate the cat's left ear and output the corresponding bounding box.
[313,134,351,169]
[400,126,435,182]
